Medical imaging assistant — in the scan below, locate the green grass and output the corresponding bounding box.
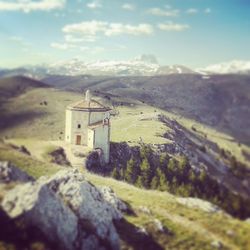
[1,142,250,250]
[111,105,171,145]
[85,172,250,250]
[0,142,63,179]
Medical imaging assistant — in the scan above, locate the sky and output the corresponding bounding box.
[0,0,249,68]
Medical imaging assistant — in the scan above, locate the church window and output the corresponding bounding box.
[78,124,81,129]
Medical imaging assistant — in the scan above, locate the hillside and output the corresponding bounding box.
[0,142,250,250]
[0,76,80,139]
[0,76,50,99]
[42,74,250,145]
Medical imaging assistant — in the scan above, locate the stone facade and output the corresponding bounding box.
[65,92,111,163]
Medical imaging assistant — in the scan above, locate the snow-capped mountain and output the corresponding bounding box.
[157,65,195,75]
[48,57,160,76]
[198,60,250,74]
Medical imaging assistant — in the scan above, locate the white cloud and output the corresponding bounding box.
[148,7,179,17]
[87,0,102,9]
[50,42,75,50]
[105,23,153,36]
[158,22,190,31]
[186,8,198,14]
[205,8,211,14]
[65,34,97,43]
[122,3,135,11]
[0,0,65,13]
[62,20,154,39]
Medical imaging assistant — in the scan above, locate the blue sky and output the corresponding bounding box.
[0,0,249,68]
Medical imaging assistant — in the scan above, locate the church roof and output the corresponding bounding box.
[67,99,111,112]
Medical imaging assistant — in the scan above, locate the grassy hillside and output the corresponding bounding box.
[0,76,81,139]
[0,142,250,250]
[43,74,250,144]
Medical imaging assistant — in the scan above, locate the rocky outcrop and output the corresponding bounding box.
[0,166,123,250]
[2,181,78,250]
[100,186,128,213]
[176,197,221,213]
[0,161,34,183]
[49,147,71,166]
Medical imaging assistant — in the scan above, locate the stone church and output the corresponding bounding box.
[65,90,111,163]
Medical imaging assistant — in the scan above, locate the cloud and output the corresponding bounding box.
[147,7,179,17]
[50,42,75,50]
[186,8,198,14]
[158,22,190,31]
[0,0,65,13]
[204,8,211,14]
[62,20,154,39]
[122,3,135,11]
[105,23,153,36]
[86,0,102,9]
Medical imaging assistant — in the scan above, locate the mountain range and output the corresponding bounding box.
[1,57,250,78]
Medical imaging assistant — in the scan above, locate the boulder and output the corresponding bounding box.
[1,167,122,250]
[40,169,121,249]
[0,161,34,183]
[2,181,78,250]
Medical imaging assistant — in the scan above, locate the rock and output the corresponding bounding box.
[211,240,223,249]
[138,206,152,215]
[1,166,122,250]
[0,161,34,183]
[100,186,128,213]
[137,226,148,235]
[49,147,71,166]
[42,169,121,249]
[2,181,78,250]
[176,197,221,213]
[153,219,164,232]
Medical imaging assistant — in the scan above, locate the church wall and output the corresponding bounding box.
[66,110,89,145]
[93,125,110,163]
[65,109,72,143]
[89,111,105,124]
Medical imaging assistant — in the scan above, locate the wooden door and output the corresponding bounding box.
[76,135,81,145]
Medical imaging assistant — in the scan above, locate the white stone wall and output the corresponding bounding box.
[87,129,94,148]
[93,125,110,163]
[65,110,72,143]
[65,109,89,145]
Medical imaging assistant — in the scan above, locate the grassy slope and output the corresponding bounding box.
[0,143,250,250]
[0,75,249,165]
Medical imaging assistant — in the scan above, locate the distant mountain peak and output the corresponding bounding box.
[197,60,250,74]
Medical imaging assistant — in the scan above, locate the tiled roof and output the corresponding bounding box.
[67,99,111,111]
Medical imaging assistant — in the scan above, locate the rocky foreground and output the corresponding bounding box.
[0,161,128,250]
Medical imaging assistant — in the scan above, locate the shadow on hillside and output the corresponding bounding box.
[114,218,163,250]
[0,110,46,131]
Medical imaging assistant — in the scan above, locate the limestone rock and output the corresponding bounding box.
[41,169,121,249]
[2,181,78,250]
[100,186,128,213]
[0,161,34,183]
[1,167,122,250]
